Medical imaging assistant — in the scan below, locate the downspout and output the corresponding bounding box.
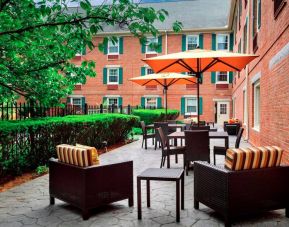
[165,30,168,54]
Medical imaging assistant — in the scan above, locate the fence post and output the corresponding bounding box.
[84,103,88,115]
[100,104,103,113]
[128,104,131,115]
[111,104,115,113]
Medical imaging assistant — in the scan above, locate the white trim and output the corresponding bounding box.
[252,126,260,132]
[145,37,158,54]
[185,97,198,115]
[143,95,160,98]
[250,71,261,84]
[253,80,260,129]
[213,98,231,102]
[216,71,229,84]
[107,67,119,85]
[183,95,197,98]
[68,95,84,98]
[105,65,121,68]
[269,41,289,70]
[104,95,121,97]
[144,97,158,109]
[107,38,119,55]
[106,97,119,106]
[186,34,199,50]
[216,33,230,51]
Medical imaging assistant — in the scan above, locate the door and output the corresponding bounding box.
[217,101,230,124]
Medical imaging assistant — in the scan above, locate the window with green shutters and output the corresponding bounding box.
[180,97,203,115]
[103,67,123,84]
[141,97,160,109]
[182,34,203,51]
[143,37,161,54]
[104,37,123,55]
[141,66,154,76]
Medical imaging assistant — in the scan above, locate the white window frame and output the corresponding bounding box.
[107,97,118,106]
[146,37,158,54]
[216,34,229,51]
[185,97,198,115]
[216,71,229,84]
[243,89,247,125]
[186,35,199,50]
[146,67,154,75]
[145,97,157,109]
[253,80,260,131]
[107,38,119,55]
[107,68,119,85]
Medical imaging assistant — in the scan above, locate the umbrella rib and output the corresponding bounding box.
[153,79,165,87]
[200,59,219,73]
[215,58,240,71]
[183,78,197,84]
[178,60,196,73]
[167,78,179,87]
[142,79,154,86]
[156,60,180,73]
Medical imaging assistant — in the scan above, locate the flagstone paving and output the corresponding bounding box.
[0,128,288,227]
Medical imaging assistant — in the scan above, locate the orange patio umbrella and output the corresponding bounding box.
[129,73,197,118]
[143,49,258,124]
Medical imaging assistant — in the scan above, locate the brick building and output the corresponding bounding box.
[69,0,289,162]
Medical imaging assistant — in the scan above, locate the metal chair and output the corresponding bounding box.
[213,127,244,165]
[140,121,155,149]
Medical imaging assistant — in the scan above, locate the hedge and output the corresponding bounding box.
[0,114,139,177]
[132,109,179,125]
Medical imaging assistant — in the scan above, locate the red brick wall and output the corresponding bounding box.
[232,1,289,164]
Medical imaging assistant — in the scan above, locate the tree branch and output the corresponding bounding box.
[0,81,27,97]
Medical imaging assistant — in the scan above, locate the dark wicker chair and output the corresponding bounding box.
[156,127,186,168]
[213,127,244,165]
[194,161,289,227]
[190,125,210,131]
[224,122,241,135]
[140,121,155,149]
[154,122,169,150]
[49,159,133,220]
[184,130,210,175]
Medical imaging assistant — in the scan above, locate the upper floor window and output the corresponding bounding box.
[216,72,229,84]
[274,0,287,18]
[216,34,229,50]
[108,68,119,84]
[108,39,119,55]
[146,37,158,53]
[243,19,248,53]
[146,67,154,75]
[253,80,260,130]
[187,35,199,50]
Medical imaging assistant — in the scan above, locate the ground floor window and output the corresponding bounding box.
[185,97,197,115]
[243,89,247,124]
[145,97,157,109]
[253,80,260,130]
[107,97,118,106]
[71,98,82,107]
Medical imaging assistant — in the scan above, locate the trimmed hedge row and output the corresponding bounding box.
[132,109,179,125]
[0,114,139,177]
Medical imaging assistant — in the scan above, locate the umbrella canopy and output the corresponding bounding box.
[142,49,258,125]
[129,73,197,87]
[129,73,197,119]
[143,49,258,73]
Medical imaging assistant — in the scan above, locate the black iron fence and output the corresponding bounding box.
[0,102,157,121]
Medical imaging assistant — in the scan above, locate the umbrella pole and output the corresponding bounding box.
[197,72,200,127]
[164,86,168,121]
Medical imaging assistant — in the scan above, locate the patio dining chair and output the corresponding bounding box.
[190,125,210,131]
[140,121,155,149]
[154,122,169,150]
[184,130,210,175]
[213,127,244,165]
[156,127,186,168]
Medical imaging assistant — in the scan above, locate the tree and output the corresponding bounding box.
[0,0,182,105]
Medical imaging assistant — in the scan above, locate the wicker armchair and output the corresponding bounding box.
[49,159,133,220]
[140,121,155,149]
[194,161,289,227]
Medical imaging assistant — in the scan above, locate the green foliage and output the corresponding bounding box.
[132,109,179,125]
[0,114,139,177]
[36,165,49,175]
[0,0,182,105]
[132,127,142,135]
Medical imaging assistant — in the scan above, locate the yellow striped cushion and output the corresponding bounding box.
[225,146,283,171]
[56,144,99,167]
[75,144,100,165]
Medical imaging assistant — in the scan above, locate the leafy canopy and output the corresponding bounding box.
[0,0,182,105]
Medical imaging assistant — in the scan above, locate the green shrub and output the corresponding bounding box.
[36,165,49,175]
[0,114,139,177]
[132,109,179,125]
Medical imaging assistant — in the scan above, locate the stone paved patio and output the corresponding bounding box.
[0,129,288,227]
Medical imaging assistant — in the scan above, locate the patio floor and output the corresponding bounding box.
[0,129,288,227]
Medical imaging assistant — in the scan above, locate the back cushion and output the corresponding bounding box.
[225,146,283,171]
[56,144,99,167]
[75,143,100,165]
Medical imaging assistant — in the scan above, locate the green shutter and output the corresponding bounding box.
[118,97,123,106]
[199,73,203,84]
[258,0,261,29]
[212,34,216,50]
[141,97,145,108]
[81,97,86,112]
[181,97,185,115]
[119,67,123,84]
[66,97,70,104]
[82,46,86,55]
[230,33,234,51]
[141,67,146,76]
[199,97,203,115]
[141,42,146,53]
[211,72,216,83]
[119,37,123,54]
[229,72,233,83]
[103,68,107,84]
[158,36,162,53]
[102,97,106,105]
[157,97,162,108]
[182,34,186,51]
[104,38,108,55]
[199,34,204,49]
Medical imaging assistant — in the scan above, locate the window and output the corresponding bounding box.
[146,67,154,75]
[145,97,157,109]
[274,0,286,18]
[185,97,197,115]
[216,34,229,50]
[187,35,199,50]
[238,40,242,53]
[108,39,119,54]
[108,68,119,84]
[253,0,261,37]
[216,72,229,84]
[71,98,82,106]
[146,37,158,53]
[253,81,260,130]
[243,20,248,53]
[107,97,118,106]
[238,0,242,29]
[220,103,227,114]
[243,89,247,124]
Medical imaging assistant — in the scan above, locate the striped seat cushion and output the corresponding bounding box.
[75,143,100,165]
[56,144,99,167]
[225,146,283,171]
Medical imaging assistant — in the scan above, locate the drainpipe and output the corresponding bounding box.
[165,30,168,54]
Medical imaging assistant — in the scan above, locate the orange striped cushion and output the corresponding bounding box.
[225,146,283,171]
[56,144,99,167]
[75,144,100,165]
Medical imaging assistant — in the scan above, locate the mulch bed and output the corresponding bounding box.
[0,139,135,193]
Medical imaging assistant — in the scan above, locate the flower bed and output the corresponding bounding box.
[0,114,139,177]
